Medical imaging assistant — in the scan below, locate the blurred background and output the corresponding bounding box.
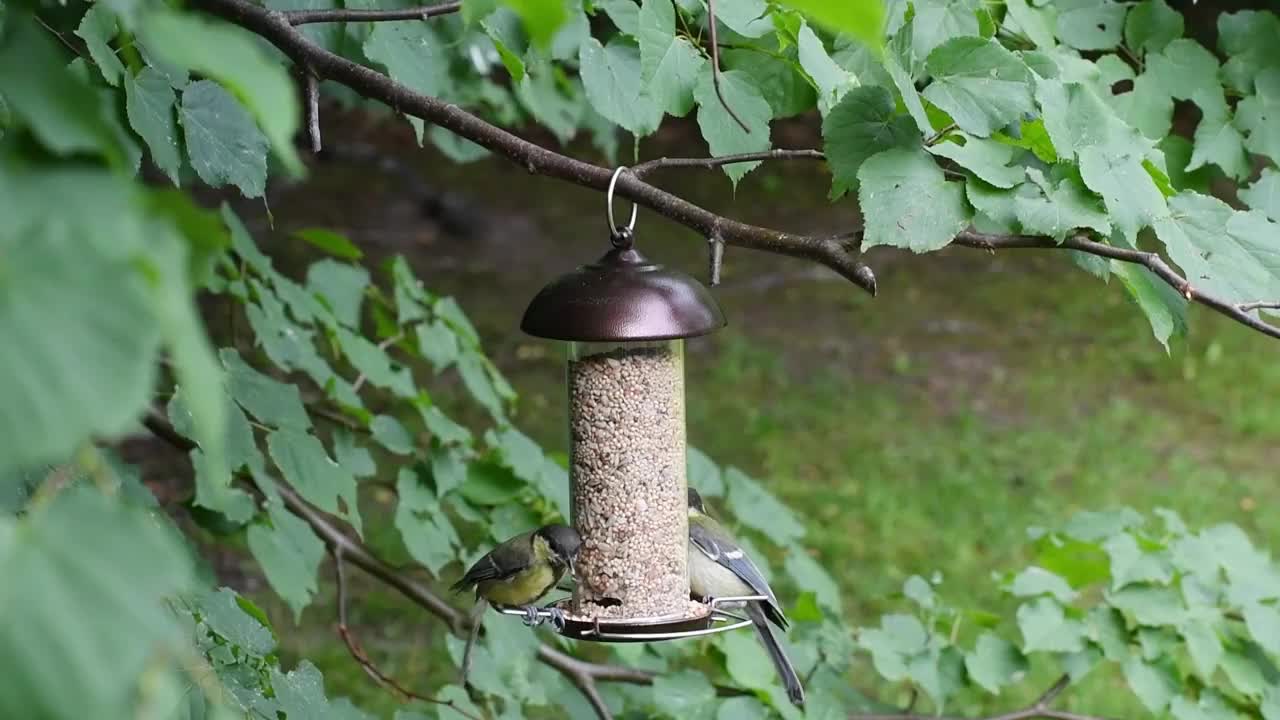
[154,106,1280,712]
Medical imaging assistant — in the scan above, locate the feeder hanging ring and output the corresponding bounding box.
[606,166,638,242]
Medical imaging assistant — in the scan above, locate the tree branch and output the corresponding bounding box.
[953,231,1280,341]
[332,548,480,719]
[304,69,321,152]
[632,149,825,177]
[189,0,877,295]
[286,2,460,25]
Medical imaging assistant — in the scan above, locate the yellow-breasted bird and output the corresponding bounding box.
[451,524,581,684]
[687,488,804,707]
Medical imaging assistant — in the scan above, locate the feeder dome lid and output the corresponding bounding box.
[521,245,726,342]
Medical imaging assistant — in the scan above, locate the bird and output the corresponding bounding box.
[687,488,804,707]
[450,523,581,684]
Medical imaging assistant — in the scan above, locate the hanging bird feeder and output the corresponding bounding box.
[508,168,760,642]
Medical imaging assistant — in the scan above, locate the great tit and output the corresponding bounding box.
[451,523,581,683]
[687,488,804,707]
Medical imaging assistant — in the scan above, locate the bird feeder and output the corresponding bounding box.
[512,168,754,641]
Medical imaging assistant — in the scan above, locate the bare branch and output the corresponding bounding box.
[705,0,751,134]
[1237,300,1280,313]
[304,69,321,153]
[924,123,958,146]
[852,674,1113,720]
[953,231,1280,341]
[632,149,825,177]
[287,2,460,25]
[332,548,480,720]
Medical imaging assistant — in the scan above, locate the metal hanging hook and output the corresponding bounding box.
[606,166,638,246]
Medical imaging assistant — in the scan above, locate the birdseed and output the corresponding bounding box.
[567,343,692,620]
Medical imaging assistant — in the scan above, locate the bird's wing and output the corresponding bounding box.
[450,531,535,591]
[689,519,788,628]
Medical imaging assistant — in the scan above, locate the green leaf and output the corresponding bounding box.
[778,0,883,52]
[723,630,778,688]
[1179,616,1224,680]
[637,0,703,117]
[0,224,161,472]
[363,22,451,135]
[248,495,325,620]
[419,403,473,446]
[220,349,311,430]
[1221,650,1268,697]
[1123,656,1178,713]
[857,147,971,252]
[1217,10,1280,95]
[0,24,125,164]
[785,545,841,612]
[1237,69,1280,165]
[293,228,363,260]
[596,0,640,35]
[1124,0,1182,56]
[1017,598,1086,653]
[1014,170,1110,241]
[1172,692,1240,720]
[693,70,773,186]
[0,490,195,719]
[1009,566,1077,603]
[903,575,935,609]
[458,352,507,420]
[198,588,276,656]
[1110,74,1173,142]
[653,670,717,716]
[724,467,805,544]
[267,430,362,535]
[1154,193,1280,308]
[1104,533,1172,590]
[417,320,461,372]
[1004,0,1055,49]
[272,661,340,718]
[125,69,182,186]
[1079,145,1165,245]
[910,0,981,62]
[798,22,854,115]
[687,446,724,497]
[1111,262,1187,352]
[307,259,368,328]
[1055,0,1125,51]
[502,0,567,48]
[722,50,816,121]
[1240,168,1280,223]
[860,614,927,680]
[1063,507,1143,541]
[822,85,917,198]
[76,5,125,87]
[371,414,415,455]
[579,37,663,137]
[181,81,268,198]
[711,0,772,38]
[885,53,934,135]
[140,10,301,175]
[927,136,1023,188]
[396,466,460,574]
[1264,685,1280,720]
[1244,603,1280,657]
[965,633,1027,694]
[457,458,525,505]
[1108,584,1186,626]
[923,37,1034,137]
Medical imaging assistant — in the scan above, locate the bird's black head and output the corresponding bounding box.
[536,524,582,564]
[687,488,705,513]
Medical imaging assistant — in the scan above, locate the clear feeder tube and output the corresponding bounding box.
[567,339,691,619]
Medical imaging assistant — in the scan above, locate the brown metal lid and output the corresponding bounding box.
[521,243,726,342]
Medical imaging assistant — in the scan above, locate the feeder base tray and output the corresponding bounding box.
[496,595,767,643]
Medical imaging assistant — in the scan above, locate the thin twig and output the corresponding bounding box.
[632,149,825,177]
[36,15,87,59]
[305,69,321,153]
[708,232,724,286]
[333,548,480,719]
[1237,300,1280,313]
[706,0,751,134]
[286,2,460,25]
[953,231,1280,341]
[350,331,404,393]
[925,123,957,146]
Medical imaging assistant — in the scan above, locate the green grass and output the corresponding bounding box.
[247,156,1280,718]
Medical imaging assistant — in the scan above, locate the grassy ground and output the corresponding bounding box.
[242,133,1280,717]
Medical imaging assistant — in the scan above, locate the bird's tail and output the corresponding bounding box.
[747,602,805,707]
[460,598,488,687]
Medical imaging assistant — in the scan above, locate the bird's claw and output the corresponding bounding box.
[521,605,542,627]
[547,607,567,631]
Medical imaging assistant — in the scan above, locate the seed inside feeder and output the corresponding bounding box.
[567,342,693,619]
